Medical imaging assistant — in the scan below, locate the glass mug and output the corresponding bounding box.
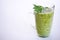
[31,0,55,38]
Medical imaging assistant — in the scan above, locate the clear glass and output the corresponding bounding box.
[35,11,54,38]
[33,0,55,38]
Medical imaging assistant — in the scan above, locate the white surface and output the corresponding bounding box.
[0,0,60,40]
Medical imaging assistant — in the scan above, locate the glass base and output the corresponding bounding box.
[38,35,48,38]
[38,34,49,38]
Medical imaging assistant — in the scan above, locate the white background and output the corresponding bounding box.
[0,0,60,40]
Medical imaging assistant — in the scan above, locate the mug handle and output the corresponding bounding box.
[29,12,40,32]
[29,12,36,30]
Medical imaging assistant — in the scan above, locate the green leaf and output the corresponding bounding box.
[33,4,44,13]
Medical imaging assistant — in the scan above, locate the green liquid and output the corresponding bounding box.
[35,12,54,38]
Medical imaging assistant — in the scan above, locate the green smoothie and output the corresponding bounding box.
[35,12,53,37]
[33,4,54,38]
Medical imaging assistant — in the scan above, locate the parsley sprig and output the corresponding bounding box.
[33,4,44,13]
